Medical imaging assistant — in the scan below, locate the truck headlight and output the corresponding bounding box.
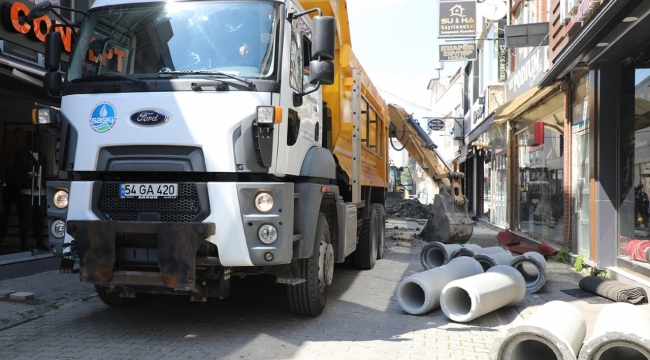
[254,192,274,212]
[258,224,278,244]
[256,106,282,124]
[53,190,69,209]
[51,220,66,238]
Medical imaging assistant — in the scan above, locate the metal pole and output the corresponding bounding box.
[37,165,42,206]
[31,165,35,206]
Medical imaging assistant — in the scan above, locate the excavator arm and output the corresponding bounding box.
[387,104,474,244]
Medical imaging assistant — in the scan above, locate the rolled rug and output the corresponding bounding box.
[578,276,648,304]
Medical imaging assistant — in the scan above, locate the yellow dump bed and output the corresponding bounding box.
[300,0,389,189]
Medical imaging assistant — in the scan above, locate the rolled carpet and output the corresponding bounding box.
[578,276,647,304]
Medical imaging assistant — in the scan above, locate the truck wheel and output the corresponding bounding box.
[375,204,386,259]
[354,204,378,269]
[287,213,332,316]
[94,285,149,308]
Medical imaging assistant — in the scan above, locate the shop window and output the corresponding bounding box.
[618,58,650,273]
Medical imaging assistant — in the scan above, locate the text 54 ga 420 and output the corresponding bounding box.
[119,183,178,199]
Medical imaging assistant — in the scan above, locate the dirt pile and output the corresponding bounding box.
[385,199,433,219]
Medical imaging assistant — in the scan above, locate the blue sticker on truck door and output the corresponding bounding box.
[89,102,117,133]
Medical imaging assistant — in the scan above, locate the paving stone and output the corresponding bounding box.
[0,289,15,298]
[8,292,34,301]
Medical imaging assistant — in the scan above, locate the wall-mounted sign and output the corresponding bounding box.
[427,118,445,131]
[439,43,476,61]
[0,1,72,61]
[562,0,602,37]
[505,45,548,102]
[497,20,507,82]
[439,0,477,38]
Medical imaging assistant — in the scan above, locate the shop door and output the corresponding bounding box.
[0,125,54,254]
[572,122,590,258]
[493,154,507,228]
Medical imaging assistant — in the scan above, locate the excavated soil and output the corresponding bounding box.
[385,199,433,219]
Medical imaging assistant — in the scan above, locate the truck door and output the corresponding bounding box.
[273,4,321,176]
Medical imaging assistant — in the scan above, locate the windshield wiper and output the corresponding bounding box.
[72,73,150,89]
[158,69,255,89]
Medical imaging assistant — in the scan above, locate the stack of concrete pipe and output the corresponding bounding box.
[420,242,548,293]
[509,251,547,294]
[440,265,526,323]
[397,257,484,315]
[578,302,650,360]
[420,242,510,270]
[490,301,587,360]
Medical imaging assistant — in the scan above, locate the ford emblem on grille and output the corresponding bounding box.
[130,110,170,126]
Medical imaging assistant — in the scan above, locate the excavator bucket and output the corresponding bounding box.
[418,175,474,244]
[387,104,473,244]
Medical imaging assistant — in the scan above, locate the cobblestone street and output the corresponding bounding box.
[1,221,649,360]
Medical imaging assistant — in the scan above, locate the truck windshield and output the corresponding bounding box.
[68,1,280,82]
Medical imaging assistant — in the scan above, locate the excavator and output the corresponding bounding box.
[387,104,474,244]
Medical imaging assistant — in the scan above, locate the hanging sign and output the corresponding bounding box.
[427,118,445,131]
[439,43,477,61]
[439,0,477,38]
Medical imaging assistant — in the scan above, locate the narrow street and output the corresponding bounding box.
[2,220,647,360]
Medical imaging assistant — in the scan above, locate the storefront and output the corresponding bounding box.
[0,1,91,276]
[541,0,650,279]
[476,122,508,228]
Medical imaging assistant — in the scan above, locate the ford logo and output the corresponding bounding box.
[130,110,170,126]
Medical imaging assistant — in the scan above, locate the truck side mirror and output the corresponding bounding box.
[309,60,334,85]
[312,16,335,60]
[45,31,62,71]
[43,71,63,95]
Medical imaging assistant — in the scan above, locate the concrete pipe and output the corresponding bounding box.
[397,257,484,315]
[440,265,525,323]
[578,302,650,360]
[489,300,587,360]
[509,251,547,294]
[420,242,463,270]
[450,244,509,260]
[474,252,516,272]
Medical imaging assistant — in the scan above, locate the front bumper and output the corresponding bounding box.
[68,221,214,290]
[50,181,296,276]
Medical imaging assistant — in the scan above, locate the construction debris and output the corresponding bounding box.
[385,198,433,219]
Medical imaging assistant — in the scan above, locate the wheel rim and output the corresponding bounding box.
[318,241,335,290]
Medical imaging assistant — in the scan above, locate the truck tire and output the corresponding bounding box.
[287,213,333,316]
[354,204,379,269]
[375,204,386,259]
[94,285,149,308]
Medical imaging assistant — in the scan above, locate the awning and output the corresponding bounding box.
[492,83,562,122]
[467,112,495,144]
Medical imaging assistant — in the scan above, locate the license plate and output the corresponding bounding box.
[119,183,178,199]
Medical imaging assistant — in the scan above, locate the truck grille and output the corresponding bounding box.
[98,182,201,222]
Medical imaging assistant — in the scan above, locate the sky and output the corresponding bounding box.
[347,0,461,121]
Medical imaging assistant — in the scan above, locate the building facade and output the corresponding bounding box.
[0,0,92,274]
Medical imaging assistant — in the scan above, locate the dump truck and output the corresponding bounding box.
[387,104,473,244]
[33,0,391,316]
[32,0,471,316]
